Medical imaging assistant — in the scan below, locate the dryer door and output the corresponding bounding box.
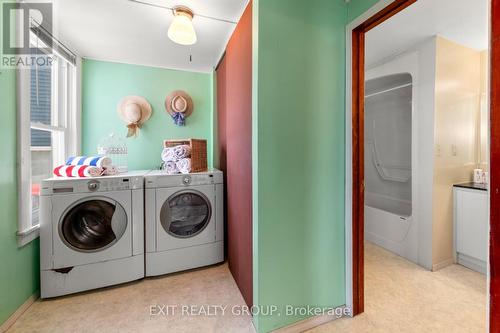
[156,185,216,251]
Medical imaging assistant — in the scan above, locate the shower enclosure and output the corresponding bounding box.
[364,71,417,262]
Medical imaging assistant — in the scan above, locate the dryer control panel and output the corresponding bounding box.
[145,170,223,189]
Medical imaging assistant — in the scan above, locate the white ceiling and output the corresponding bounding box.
[366,0,488,68]
[51,0,249,73]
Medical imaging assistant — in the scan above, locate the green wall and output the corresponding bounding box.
[347,0,381,22]
[0,69,40,325]
[252,0,348,331]
[82,59,214,170]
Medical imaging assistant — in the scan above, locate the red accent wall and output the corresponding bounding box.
[216,2,253,307]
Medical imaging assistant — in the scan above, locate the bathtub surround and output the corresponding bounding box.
[364,70,415,262]
[362,43,436,269]
[82,59,214,170]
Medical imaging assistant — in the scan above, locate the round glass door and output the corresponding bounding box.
[160,190,212,238]
[59,198,127,252]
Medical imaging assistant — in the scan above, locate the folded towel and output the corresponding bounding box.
[164,161,179,175]
[176,158,191,174]
[161,148,177,162]
[53,165,102,178]
[102,165,119,176]
[66,156,112,168]
[173,145,191,159]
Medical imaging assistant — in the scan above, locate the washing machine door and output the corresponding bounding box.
[52,191,132,269]
[156,185,216,251]
[60,198,127,252]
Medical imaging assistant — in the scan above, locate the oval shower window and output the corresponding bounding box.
[59,199,127,252]
[160,190,212,238]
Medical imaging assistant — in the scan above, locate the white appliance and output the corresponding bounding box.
[39,171,147,298]
[453,185,488,274]
[145,169,224,277]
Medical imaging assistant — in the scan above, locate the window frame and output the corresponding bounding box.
[16,42,81,247]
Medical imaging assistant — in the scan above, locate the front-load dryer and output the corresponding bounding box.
[39,171,147,298]
[145,169,224,277]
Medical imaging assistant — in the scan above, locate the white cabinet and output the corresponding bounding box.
[453,186,488,274]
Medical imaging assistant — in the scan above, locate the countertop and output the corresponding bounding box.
[453,182,488,191]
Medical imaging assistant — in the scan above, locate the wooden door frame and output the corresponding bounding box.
[348,0,417,316]
[490,1,500,331]
[348,2,500,327]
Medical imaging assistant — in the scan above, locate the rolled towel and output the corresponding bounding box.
[66,156,112,168]
[164,161,179,175]
[173,145,191,159]
[54,165,102,178]
[176,158,191,174]
[102,165,119,176]
[161,147,176,162]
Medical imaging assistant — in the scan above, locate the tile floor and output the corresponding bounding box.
[7,264,254,333]
[309,242,487,333]
[8,242,486,333]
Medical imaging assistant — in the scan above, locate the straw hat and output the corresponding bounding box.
[165,90,194,126]
[117,96,152,137]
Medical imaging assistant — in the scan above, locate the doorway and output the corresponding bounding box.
[347,0,495,330]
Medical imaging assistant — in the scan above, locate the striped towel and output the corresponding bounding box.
[53,165,103,178]
[66,156,112,168]
[102,165,119,176]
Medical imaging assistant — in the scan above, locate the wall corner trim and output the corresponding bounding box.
[0,293,38,332]
[431,258,454,272]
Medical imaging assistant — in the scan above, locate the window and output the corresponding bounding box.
[17,30,80,246]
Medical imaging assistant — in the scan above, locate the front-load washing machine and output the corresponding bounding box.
[39,171,147,298]
[145,169,224,277]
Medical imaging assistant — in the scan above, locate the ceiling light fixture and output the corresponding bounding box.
[168,6,197,46]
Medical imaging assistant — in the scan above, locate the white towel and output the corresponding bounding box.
[66,156,112,168]
[176,158,191,174]
[53,165,102,178]
[162,161,179,175]
[173,145,192,159]
[161,148,177,162]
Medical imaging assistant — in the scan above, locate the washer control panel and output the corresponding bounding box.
[43,175,145,195]
[88,180,100,192]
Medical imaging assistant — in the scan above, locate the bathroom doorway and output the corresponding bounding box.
[348,0,495,329]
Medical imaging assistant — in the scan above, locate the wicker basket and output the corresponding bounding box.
[164,139,208,173]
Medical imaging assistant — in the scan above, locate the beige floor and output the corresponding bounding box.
[7,263,255,333]
[8,242,486,333]
[309,242,487,333]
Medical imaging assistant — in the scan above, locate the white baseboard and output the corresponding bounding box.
[457,253,487,274]
[432,258,454,271]
[271,307,347,333]
[0,293,38,333]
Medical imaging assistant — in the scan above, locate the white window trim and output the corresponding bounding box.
[16,55,82,247]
